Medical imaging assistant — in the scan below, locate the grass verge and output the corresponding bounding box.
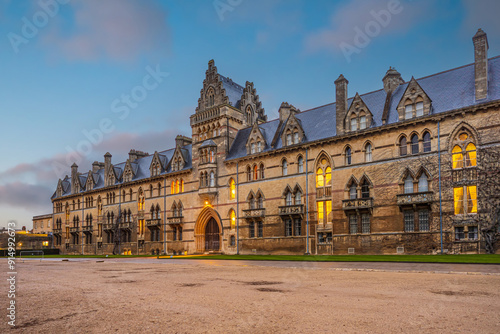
[167,254,500,264]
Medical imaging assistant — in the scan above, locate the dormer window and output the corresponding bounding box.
[251,142,256,154]
[416,101,424,117]
[350,117,357,131]
[293,131,299,144]
[286,132,292,146]
[359,116,366,129]
[257,141,262,153]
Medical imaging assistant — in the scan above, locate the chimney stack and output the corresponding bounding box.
[278,102,298,122]
[335,74,349,136]
[71,163,78,194]
[92,161,100,173]
[175,135,193,147]
[473,28,489,100]
[104,152,112,176]
[382,67,404,93]
[128,149,148,162]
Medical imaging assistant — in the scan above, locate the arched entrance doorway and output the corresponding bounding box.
[194,206,223,253]
[205,218,220,251]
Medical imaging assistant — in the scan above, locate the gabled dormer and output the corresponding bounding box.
[170,145,187,172]
[345,93,373,132]
[199,139,217,164]
[86,171,95,191]
[106,165,117,186]
[123,160,138,183]
[397,77,432,121]
[246,123,266,154]
[150,151,166,177]
[56,179,64,197]
[240,81,267,125]
[281,112,305,147]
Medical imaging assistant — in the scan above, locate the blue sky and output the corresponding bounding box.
[0,0,499,228]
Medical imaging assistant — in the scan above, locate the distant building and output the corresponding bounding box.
[33,214,52,234]
[44,29,500,255]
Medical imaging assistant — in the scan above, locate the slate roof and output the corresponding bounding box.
[53,56,500,199]
[220,74,244,108]
[53,144,192,199]
[227,56,500,160]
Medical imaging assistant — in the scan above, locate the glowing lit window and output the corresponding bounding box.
[452,145,463,169]
[317,201,324,222]
[465,143,477,167]
[175,180,180,194]
[454,185,477,215]
[230,210,236,229]
[325,167,331,185]
[229,179,236,200]
[316,168,324,187]
[171,181,175,194]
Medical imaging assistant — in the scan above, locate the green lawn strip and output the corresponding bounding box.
[173,254,500,264]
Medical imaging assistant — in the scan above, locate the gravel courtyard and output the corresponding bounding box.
[2,258,500,333]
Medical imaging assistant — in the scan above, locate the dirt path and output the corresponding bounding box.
[2,259,500,333]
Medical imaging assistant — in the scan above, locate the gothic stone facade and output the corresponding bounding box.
[48,30,500,255]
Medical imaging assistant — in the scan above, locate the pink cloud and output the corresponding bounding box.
[41,0,170,62]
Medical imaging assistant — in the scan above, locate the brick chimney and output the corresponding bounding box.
[335,74,349,136]
[71,163,78,194]
[473,28,488,100]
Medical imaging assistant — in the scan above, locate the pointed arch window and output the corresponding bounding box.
[251,142,256,154]
[399,137,408,156]
[423,132,431,152]
[361,180,370,199]
[286,131,292,146]
[295,190,302,205]
[253,165,258,180]
[209,171,215,187]
[259,163,265,179]
[285,191,293,206]
[359,115,367,130]
[345,147,352,165]
[257,193,264,208]
[411,134,419,154]
[365,143,372,162]
[249,194,255,209]
[418,173,428,192]
[293,131,299,144]
[282,159,288,176]
[229,209,236,229]
[257,141,262,153]
[349,183,357,199]
[246,165,252,182]
[298,156,304,173]
[350,117,357,131]
[404,175,414,194]
[229,178,236,200]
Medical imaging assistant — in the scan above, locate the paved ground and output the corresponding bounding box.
[2,258,500,333]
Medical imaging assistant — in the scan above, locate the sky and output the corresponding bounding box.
[0,0,499,229]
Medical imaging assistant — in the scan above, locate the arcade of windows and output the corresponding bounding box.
[200,171,216,188]
[399,131,432,156]
[170,179,184,194]
[247,163,265,181]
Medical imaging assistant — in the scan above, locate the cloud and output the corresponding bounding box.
[304,0,433,55]
[41,0,170,62]
[0,127,181,218]
[0,182,52,211]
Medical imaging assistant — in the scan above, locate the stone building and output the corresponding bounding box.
[47,29,500,255]
[32,214,52,234]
